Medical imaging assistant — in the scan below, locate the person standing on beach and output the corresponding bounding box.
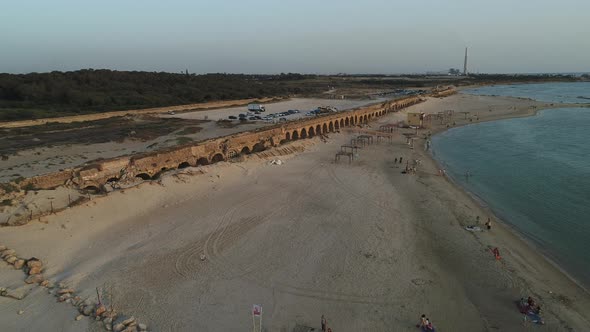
[485,218,492,230]
[395,157,398,163]
[321,314,327,332]
[417,314,427,328]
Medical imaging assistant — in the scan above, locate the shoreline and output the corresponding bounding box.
[425,94,590,291]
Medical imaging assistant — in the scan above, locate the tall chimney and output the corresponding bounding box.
[463,47,468,76]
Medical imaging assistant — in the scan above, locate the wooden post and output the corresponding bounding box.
[50,201,54,214]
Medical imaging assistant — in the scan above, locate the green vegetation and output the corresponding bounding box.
[0,70,316,121]
[0,70,582,122]
[175,136,194,145]
[0,183,18,193]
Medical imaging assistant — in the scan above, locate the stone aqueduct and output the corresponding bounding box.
[19,89,455,191]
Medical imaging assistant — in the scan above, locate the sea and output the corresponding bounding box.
[431,82,590,288]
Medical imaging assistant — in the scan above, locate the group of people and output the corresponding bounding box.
[416,314,436,331]
[518,296,545,325]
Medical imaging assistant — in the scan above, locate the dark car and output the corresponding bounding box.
[254,116,262,120]
[239,113,246,118]
[228,115,237,119]
[249,116,256,120]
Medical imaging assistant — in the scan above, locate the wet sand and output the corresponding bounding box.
[1,93,589,331]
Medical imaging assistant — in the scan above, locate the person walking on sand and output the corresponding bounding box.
[321,314,327,332]
[399,157,403,164]
[485,218,492,230]
[395,157,398,163]
[416,314,427,328]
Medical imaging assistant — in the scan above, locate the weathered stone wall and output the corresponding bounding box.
[10,91,449,192]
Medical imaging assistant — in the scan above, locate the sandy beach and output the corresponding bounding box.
[1,92,590,331]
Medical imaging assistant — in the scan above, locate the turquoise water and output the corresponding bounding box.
[432,83,590,287]
[464,82,590,104]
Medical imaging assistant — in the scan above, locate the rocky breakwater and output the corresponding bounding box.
[0,244,148,331]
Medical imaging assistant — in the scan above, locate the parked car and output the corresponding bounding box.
[279,117,287,122]
[239,113,246,118]
[228,115,237,119]
[254,116,262,120]
[249,116,256,120]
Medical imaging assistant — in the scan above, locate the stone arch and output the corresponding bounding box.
[210,153,224,163]
[300,128,308,139]
[339,119,344,127]
[251,142,266,153]
[241,146,251,154]
[292,130,299,140]
[83,185,101,193]
[285,132,291,141]
[196,157,209,166]
[354,115,358,124]
[316,124,322,135]
[135,173,151,180]
[322,123,328,133]
[364,115,368,123]
[328,122,334,132]
[335,121,340,130]
[308,126,315,138]
[345,117,349,126]
[178,161,191,169]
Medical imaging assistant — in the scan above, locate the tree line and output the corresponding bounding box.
[0,70,317,121]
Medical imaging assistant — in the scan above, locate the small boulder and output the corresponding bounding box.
[122,327,137,332]
[83,305,94,316]
[1,249,15,258]
[28,266,42,275]
[24,274,44,284]
[14,259,25,270]
[58,293,71,302]
[138,323,147,331]
[75,314,83,321]
[0,245,6,251]
[26,258,43,269]
[58,288,74,295]
[17,310,24,315]
[113,323,125,332]
[121,316,136,326]
[5,256,17,264]
[3,287,32,300]
[95,304,106,317]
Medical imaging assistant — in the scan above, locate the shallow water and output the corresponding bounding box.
[432,83,590,287]
[464,81,590,103]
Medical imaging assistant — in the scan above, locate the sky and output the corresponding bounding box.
[1,0,589,74]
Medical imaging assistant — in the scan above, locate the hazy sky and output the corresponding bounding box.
[1,0,588,74]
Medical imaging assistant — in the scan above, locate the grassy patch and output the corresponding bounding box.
[176,136,194,145]
[175,126,202,135]
[0,183,18,193]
